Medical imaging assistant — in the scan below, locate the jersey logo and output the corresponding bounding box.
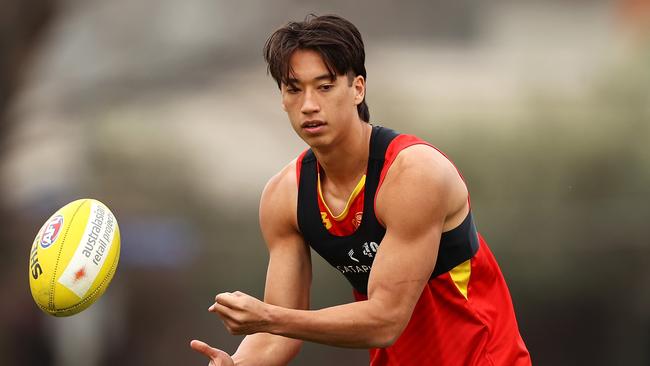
[362,242,379,258]
[352,211,363,229]
[348,249,359,262]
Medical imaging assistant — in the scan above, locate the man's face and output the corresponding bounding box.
[281,49,364,148]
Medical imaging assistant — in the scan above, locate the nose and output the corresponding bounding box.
[300,89,320,115]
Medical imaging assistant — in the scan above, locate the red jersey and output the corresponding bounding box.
[308,132,531,365]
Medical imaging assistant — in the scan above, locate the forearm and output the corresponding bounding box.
[232,333,302,366]
[267,299,400,349]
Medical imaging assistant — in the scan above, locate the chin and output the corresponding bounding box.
[299,132,332,149]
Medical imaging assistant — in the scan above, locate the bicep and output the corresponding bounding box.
[259,164,311,310]
[367,147,456,323]
[365,225,441,320]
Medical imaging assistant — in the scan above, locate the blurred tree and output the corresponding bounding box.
[0,0,56,133]
[0,0,57,364]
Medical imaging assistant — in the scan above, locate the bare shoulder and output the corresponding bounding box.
[260,158,300,235]
[377,144,468,227]
[388,144,461,184]
[262,158,298,203]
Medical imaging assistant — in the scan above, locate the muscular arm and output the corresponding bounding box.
[262,145,467,347]
[230,161,312,365]
[212,145,468,349]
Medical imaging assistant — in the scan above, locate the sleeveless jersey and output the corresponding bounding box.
[296,126,531,365]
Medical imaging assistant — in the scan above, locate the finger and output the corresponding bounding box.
[214,292,231,302]
[189,340,222,359]
[215,292,237,307]
[209,301,236,317]
[208,301,231,312]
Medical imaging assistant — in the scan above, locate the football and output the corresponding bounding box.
[29,198,120,317]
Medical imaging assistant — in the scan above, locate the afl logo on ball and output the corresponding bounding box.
[40,215,64,249]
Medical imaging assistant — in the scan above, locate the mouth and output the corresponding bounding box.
[301,120,327,134]
[301,120,326,129]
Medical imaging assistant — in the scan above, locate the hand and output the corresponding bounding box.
[209,291,272,335]
[189,340,234,366]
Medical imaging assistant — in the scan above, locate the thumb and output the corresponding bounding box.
[190,339,230,360]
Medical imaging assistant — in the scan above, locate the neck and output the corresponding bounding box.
[312,122,372,188]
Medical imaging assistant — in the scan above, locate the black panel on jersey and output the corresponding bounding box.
[297,125,479,295]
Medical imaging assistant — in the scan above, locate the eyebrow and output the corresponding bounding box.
[287,73,335,85]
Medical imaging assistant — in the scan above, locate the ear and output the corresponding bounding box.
[353,75,365,106]
[281,100,288,112]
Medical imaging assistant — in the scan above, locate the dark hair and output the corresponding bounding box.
[263,14,370,122]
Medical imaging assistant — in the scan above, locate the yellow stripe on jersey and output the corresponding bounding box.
[449,259,472,299]
[317,174,366,221]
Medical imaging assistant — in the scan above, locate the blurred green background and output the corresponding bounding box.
[1,0,649,365]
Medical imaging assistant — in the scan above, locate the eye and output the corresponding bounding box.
[286,87,301,94]
[319,84,334,91]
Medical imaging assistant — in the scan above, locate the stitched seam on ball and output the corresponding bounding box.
[49,200,87,310]
[47,244,119,314]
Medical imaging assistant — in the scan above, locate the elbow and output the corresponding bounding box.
[291,340,304,358]
[283,339,303,359]
[368,318,406,348]
[362,298,411,348]
[371,334,399,349]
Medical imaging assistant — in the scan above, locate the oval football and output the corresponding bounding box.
[28,198,120,317]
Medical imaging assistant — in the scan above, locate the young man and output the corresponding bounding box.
[190,15,531,366]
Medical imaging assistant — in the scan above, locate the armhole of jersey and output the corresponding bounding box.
[296,149,309,188]
[374,135,472,227]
